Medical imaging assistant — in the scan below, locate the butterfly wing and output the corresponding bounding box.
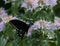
[9,19,30,37]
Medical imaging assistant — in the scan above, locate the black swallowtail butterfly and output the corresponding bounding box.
[9,19,30,38]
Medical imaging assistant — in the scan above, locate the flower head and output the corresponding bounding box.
[43,0,57,7]
[0,8,8,18]
[2,15,17,23]
[21,0,39,11]
[21,0,57,11]
[27,19,60,36]
[54,17,60,27]
[0,21,5,32]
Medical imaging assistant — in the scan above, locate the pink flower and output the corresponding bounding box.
[54,20,60,27]
[21,2,27,8]
[0,8,8,18]
[54,17,60,27]
[27,19,59,36]
[21,0,39,11]
[0,21,5,32]
[44,0,57,7]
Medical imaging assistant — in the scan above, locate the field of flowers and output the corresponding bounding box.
[0,0,60,46]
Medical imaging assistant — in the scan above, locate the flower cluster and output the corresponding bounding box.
[21,0,39,11]
[21,0,57,11]
[27,17,60,36]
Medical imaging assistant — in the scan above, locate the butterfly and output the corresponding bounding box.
[9,19,30,38]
